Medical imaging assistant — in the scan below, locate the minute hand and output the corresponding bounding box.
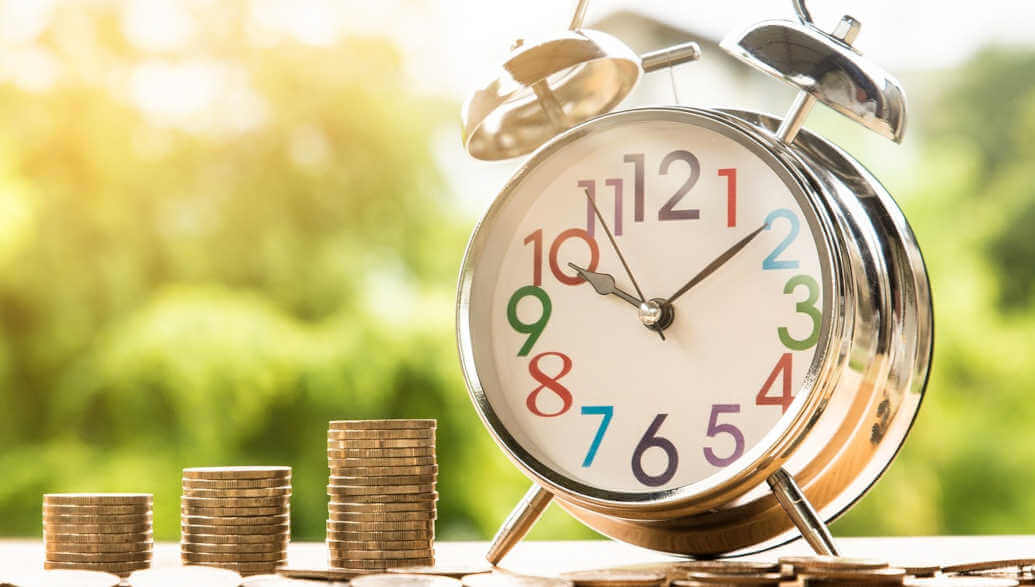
[665,224,767,304]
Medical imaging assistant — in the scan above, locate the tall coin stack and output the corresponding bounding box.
[42,493,154,577]
[327,419,438,570]
[181,466,292,576]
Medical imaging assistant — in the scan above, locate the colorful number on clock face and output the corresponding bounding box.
[470,114,828,494]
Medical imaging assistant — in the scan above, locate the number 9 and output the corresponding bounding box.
[507,286,552,356]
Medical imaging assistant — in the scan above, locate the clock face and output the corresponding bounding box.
[461,109,832,498]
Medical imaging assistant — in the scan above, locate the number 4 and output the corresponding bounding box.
[756,353,793,413]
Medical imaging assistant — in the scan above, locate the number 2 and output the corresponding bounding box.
[762,209,800,270]
[658,150,701,221]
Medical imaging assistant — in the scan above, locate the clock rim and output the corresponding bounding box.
[455,106,847,517]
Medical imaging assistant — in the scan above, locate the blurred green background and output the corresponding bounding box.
[2,0,1035,543]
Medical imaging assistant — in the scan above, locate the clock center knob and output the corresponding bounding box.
[638,298,675,332]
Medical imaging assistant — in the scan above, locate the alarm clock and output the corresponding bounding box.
[456,0,932,561]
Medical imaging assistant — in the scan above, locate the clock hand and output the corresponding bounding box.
[582,188,665,340]
[666,223,768,305]
[568,263,641,308]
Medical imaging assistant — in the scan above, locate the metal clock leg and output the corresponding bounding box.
[767,468,839,555]
[485,484,554,565]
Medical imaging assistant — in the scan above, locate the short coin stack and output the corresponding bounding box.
[181,466,292,576]
[326,419,438,570]
[42,493,154,577]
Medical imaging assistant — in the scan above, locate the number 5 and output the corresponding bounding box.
[703,404,744,467]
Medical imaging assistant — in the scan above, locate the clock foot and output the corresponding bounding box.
[485,483,554,565]
[767,468,839,556]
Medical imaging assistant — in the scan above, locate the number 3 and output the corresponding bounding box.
[779,275,821,350]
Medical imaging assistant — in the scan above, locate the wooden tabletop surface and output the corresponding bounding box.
[3,537,1035,580]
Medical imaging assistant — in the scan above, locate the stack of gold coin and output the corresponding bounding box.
[326,420,437,571]
[42,493,154,577]
[181,466,292,576]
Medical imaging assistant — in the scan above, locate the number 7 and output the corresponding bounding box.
[580,406,613,467]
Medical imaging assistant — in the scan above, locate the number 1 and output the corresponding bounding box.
[580,406,613,467]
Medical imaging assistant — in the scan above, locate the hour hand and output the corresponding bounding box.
[568,263,641,308]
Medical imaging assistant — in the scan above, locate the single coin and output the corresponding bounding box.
[325,548,435,560]
[353,574,461,587]
[330,465,439,477]
[329,438,436,449]
[895,562,942,577]
[183,550,286,563]
[943,560,1035,574]
[183,487,293,498]
[183,467,292,480]
[328,520,435,533]
[325,529,434,541]
[329,494,438,507]
[184,478,292,490]
[327,485,436,497]
[676,561,780,575]
[45,541,152,554]
[388,564,494,579]
[779,556,889,573]
[906,579,1019,587]
[14,569,122,587]
[44,532,153,544]
[43,559,151,574]
[327,449,436,459]
[328,511,435,523]
[330,456,436,466]
[329,429,436,440]
[673,575,780,586]
[182,523,290,536]
[330,558,436,570]
[45,522,152,534]
[182,505,289,517]
[182,532,290,544]
[182,496,291,508]
[329,420,436,430]
[462,571,574,587]
[278,566,372,580]
[328,475,437,488]
[129,566,243,587]
[181,513,290,526]
[187,560,286,575]
[798,567,907,584]
[45,551,153,563]
[44,503,152,515]
[181,542,287,554]
[329,502,437,514]
[560,569,667,586]
[44,513,153,525]
[328,539,432,550]
[44,494,153,506]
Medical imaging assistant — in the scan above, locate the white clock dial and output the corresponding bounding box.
[464,111,831,496]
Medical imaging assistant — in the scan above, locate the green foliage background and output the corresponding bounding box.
[1,2,1035,543]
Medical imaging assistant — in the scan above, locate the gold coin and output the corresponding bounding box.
[560,570,667,587]
[44,494,153,506]
[330,492,438,504]
[329,458,436,469]
[182,487,292,498]
[182,467,292,480]
[328,520,435,533]
[329,438,436,449]
[44,503,152,515]
[942,560,1035,574]
[328,511,435,523]
[797,567,906,585]
[46,551,153,563]
[329,420,436,430]
[330,465,439,477]
[325,548,435,560]
[327,484,435,496]
[181,523,290,536]
[330,558,436,569]
[182,495,291,508]
[676,561,780,575]
[328,501,437,513]
[44,531,153,544]
[127,567,246,586]
[183,478,290,490]
[44,513,152,525]
[353,574,461,587]
[278,567,371,580]
[324,529,434,541]
[44,559,151,575]
[181,513,290,525]
[45,522,152,534]
[327,448,436,459]
[779,557,888,573]
[329,429,436,440]
[26,569,123,587]
[328,539,432,550]
[389,564,494,579]
[905,578,1020,586]
[182,550,285,563]
[673,575,780,586]
[181,533,290,545]
[181,541,287,554]
[463,572,574,587]
[181,505,289,517]
[895,562,941,577]
[45,541,152,553]
[185,560,285,574]
[329,475,437,487]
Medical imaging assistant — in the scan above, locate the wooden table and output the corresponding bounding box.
[3,537,1035,580]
